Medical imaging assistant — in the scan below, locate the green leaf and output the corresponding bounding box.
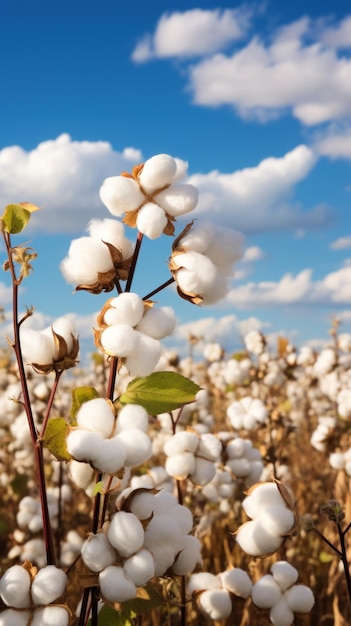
[43,417,71,461]
[93,481,103,496]
[87,605,130,626]
[1,204,31,234]
[87,586,163,625]
[119,371,201,415]
[71,386,100,422]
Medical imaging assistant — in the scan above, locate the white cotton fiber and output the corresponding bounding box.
[188,572,221,595]
[205,228,244,266]
[191,457,216,486]
[88,219,134,259]
[32,607,70,626]
[0,564,31,608]
[259,506,295,536]
[77,398,115,438]
[103,292,144,327]
[164,431,199,456]
[136,202,168,239]
[148,544,177,577]
[180,223,213,253]
[107,512,144,557]
[81,533,116,572]
[123,549,155,586]
[170,504,193,534]
[198,588,232,620]
[116,404,149,433]
[252,574,282,609]
[124,332,161,377]
[285,585,315,613]
[269,598,294,626]
[0,610,31,626]
[165,452,196,480]
[69,460,94,490]
[144,514,182,549]
[99,565,136,603]
[235,519,283,556]
[31,565,67,605]
[20,328,54,365]
[90,435,127,474]
[60,237,113,284]
[219,568,252,599]
[100,324,138,357]
[172,535,202,575]
[116,428,152,468]
[66,429,103,463]
[271,561,298,591]
[155,183,198,216]
[197,433,222,461]
[139,154,177,193]
[99,176,144,215]
[135,306,176,339]
[242,483,286,519]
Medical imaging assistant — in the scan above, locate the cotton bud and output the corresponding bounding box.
[32,607,70,626]
[123,549,155,586]
[107,511,144,557]
[219,568,252,598]
[81,533,116,572]
[0,564,31,608]
[99,565,136,603]
[252,574,282,608]
[285,584,315,613]
[31,565,67,605]
[116,428,152,467]
[198,589,232,620]
[0,610,30,626]
[76,398,115,438]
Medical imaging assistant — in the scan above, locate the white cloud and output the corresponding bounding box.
[0,282,14,307]
[224,265,351,308]
[321,16,351,49]
[315,127,351,159]
[131,8,251,62]
[330,235,351,250]
[187,145,330,232]
[0,134,143,234]
[241,246,265,262]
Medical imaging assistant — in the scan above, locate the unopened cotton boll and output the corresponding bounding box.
[139,154,177,193]
[81,533,116,572]
[107,511,144,557]
[99,565,136,603]
[99,176,145,215]
[172,535,202,575]
[219,568,252,599]
[100,324,139,357]
[103,293,144,327]
[116,404,149,433]
[31,565,67,605]
[155,183,198,217]
[136,202,168,239]
[116,428,152,467]
[252,574,282,608]
[198,588,232,620]
[135,306,176,339]
[269,597,294,626]
[0,564,31,608]
[271,561,298,591]
[124,332,161,376]
[0,610,31,626]
[32,606,70,626]
[76,398,115,438]
[123,549,155,586]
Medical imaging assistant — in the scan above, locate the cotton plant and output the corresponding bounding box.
[226,396,268,431]
[188,568,252,620]
[163,430,222,486]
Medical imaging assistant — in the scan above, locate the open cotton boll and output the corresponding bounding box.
[188,572,221,595]
[201,275,230,305]
[235,519,283,556]
[205,228,244,267]
[144,514,182,549]
[103,293,145,327]
[173,157,188,181]
[179,223,213,253]
[139,153,177,193]
[69,460,94,490]
[90,436,127,474]
[165,451,196,480]
[285,585,315,613]
[81,533,116,572]
[100,324,139,357]
[20,328,55,365]
[155,183,198,217]
[0,564,31,608]
[99,176,145,216]
[252,574,282,608]
[219,568,252,599]
[51,317,77,352]
[128,491,157,520]
[271,562,298,591]
[116,428,152,467]
[88,219,134,259]
[198,588,232,620]
[77,398,115,438]
[148,544,177,577]
[32,606,70,626]
[170,504,193,534]
[269,598,294,626]
[227,457,251,478]
[259,506,295,537]
[31,565,67,605]
[116,404,149,433]
[66,429,103,463]
[164,431,199,456]
[107,511,144,557]
[135,306,176,339]
[197,433,222,461]
[172,535,202,575]
[60,237,114,284]
[99,565,136,603]
[124,332,161,377]
[174,251,218,291]
[151,491,179,514]
[242,483,287,519]
[123,549,155,586]
[191,457,216,485]
[136,202,168,239]
[0,610,30,626]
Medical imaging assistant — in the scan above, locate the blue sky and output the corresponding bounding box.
[1,0,351,360]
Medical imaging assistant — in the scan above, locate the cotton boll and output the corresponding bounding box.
[135,306,176,339]
[259,506,295,537]
[90,436,127,474]
[197,433,222,461]
[271,562,298,591]
[170,504,193,534]
[103,293,145,327]
[99,565,136,603]
[148,544,177,576]
[172,535,202,575]
[151,491,178,514]
[173,157,188,181]
[127,490,156,520]
[124,332,161,376]
[136,202,168,239]
[20,328,55,365]
[252,574,282,608]
[269,597,295,626]
[0,610,31,626]
[179,223,213,253]
[144,514,182,549]
[227,457,251,478]
[188,572,221,595]
[31,565,67,605]
[219,568,252,599]
[139,154,177,193]
[235,519,283,556]
[60,237,114,285]
[66,429,103,463]
[116,428,152,468]
[191,457,216,485]
[155,183,198,216]
[165,451,196,480]
[123,549,155,586]
[69,460,94,490]
[285,585,315,613]
[76,398,115,438]
[100,324,139,357]
[116,404,149,433]
[164,431,199,456]
[0,564,31,608]
[198,588,232,620]
[81,533,116,572]
[205,228,244,267]
[107,512,144,557]
[32,606,70,626]
[51,317,77,353]
[88,218,134,259]
[174,251,218,294]
[329,452,346,471]
[242,483,287,519]
[99,176,145,216]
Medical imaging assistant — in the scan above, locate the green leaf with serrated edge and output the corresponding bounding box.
[43,417,71,461]
[119,371,201,415]
[71,386,100,422]
[1,204,31,234]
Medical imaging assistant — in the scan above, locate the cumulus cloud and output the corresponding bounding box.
[0,134,143,234]
[187,145,330,232]
[315,127,351,159]
[330,235,351,250]
[224,265,351,308]
[320,16,351,49]
[131,7,251,62]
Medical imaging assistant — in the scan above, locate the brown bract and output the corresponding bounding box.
[76,241,133,294]
[30,330,79,375]
[169,221,203,305]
